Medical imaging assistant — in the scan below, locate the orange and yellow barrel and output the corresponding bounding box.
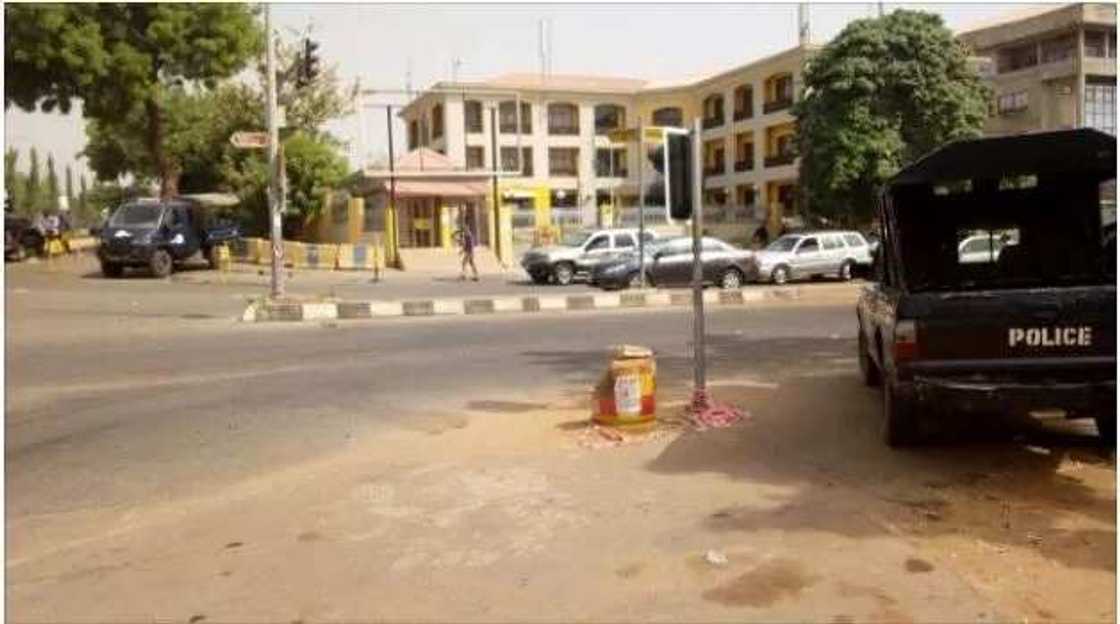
[593,345,656,430]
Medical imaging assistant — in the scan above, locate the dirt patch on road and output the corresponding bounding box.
[702,559,818,607]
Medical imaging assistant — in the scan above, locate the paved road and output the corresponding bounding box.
[7,257,1113,623]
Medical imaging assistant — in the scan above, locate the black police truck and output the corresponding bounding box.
[856,129,1116,446]
[98,198,240,278]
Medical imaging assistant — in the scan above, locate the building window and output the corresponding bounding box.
[735,184,756,207]
[594,104,626,135]
[466,146,485,170]
[1041,34,1076,64]
[595,148,627,178]
[408,120,420,150]
[498,147,534,176]
[521,147,533,177]
[703,94,725,129]
[596,190,613,207]
[550,188,578,208]
[549,147,579,176]
[998,43,1038,73]
[765,124,796,167]
[764,73,794,114]
[733,85,753,121]
[431,104,444,140]
[1085,30,1108,58]
[703,188,728,206]
[996,91,1029,115]
[1085,78,1116,136]
[734,132,754,171]
[464,100,483,133]
[499,101,533,134]
[652,106,684,128]
[703,139,725,176]
[548,103,579,135]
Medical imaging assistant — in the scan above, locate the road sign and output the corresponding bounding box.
[229,131,270,149]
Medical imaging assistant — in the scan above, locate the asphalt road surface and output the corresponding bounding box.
[6,258,1114,623]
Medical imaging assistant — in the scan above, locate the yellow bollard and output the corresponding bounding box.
[592,345,657,431]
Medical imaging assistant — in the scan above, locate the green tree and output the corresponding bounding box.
[5,4,262,198]
[25,146,42,214]
[46,153,59,209]
[5,147,20,212]
[793,10,990,225]
[78,173,89,223]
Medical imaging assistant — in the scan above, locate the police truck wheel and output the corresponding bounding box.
[149,249,173,278]
[771,265,790,285]
[858,327,881,387]
[101,261,124,278]
[553,262,574,286]
[883,379,922,447]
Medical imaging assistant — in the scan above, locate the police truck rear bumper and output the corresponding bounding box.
[897,375,1115,416]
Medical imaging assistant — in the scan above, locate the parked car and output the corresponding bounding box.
[592,236,757,290]
[4,214,44,261]
[957,232,1015,264]
[855,128,1116,447]
[520,228,657,285]
[98,198,240,278]
[752,230,873,284]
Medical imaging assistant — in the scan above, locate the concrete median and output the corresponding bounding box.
[240,283,858,323]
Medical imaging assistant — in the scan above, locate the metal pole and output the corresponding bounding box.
[490,106,501,263]
[386,107,397,265]
[265,4,284,299]
[637,120,645,284]
[690,117,706,391]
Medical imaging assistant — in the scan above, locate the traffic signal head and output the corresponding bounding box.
[666,133,693,220]
[305,39,320,83]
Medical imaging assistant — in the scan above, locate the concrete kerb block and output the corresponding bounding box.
[302,302,339,321]
[241,302,258,322]
[645,292,672,307]
[620,292,648,308]
[337,302,372,319]
[538,297,566,311]
[464,299,497,315]
[369,301,405,317]
[566,295,596,311]
[432,299,466,315]
[264,303,303,322]
[593,293,621,309]
[402,300,436,316]
[492,297,523,313]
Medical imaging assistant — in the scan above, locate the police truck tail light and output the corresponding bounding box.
[893,320,918,362]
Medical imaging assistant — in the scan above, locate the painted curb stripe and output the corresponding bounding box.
[302,303,338,321]
[243,286,814,322]
[403,300,435,316]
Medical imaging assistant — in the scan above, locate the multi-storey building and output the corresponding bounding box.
[396,44,815,246]
[958,3,1117,136]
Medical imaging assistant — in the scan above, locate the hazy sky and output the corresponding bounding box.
[4,2,1049,182]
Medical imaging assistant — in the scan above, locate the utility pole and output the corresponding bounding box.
[265,4,284,299]
[637,121,646,286]
[690,117,706,391]
[489,107,502,264]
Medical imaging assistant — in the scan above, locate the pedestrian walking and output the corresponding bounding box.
[457,217,479,281]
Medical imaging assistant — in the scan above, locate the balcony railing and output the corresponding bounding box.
[703,163,726,177]
[702,115,725,130]
[548,124,579,136]
[735,159,754,172]
[763,97,793,114]
[733,108,753,122]
[764,153,796,168]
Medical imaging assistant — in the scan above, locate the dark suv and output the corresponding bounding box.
[856,129,1116,446]
[98,199,239,277]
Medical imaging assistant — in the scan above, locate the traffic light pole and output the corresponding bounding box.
[637,121,645,288]
[265,4,284,299]
[690,117,706,391]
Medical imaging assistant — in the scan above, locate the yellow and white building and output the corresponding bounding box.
[396,43,817,246]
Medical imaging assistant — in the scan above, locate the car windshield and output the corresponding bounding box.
[109,204,163,228]
[766,236,800,252]
[561,231,593,247]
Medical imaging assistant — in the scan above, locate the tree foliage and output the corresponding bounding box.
[5,4,262,198]
[5,148,21,213]
[46,153,59,208]
[793,10,990,225]
[26,147,42,214]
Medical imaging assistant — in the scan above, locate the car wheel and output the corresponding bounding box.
[858,325,881,387]
[530,271,549,285]
[101,260,124,278]
[883,378,922,447]
[719,268,744,290]
[839,260,855,281]
[552,262,575,286]
[149,249,173,278]
[771,265,790,285]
